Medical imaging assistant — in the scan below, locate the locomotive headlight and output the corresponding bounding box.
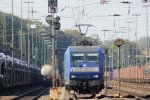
[71,75,75,78]
[71,75,77,78]
[93,75,98,78]
[83,64,86,67]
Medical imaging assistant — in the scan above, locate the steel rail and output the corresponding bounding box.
[109,87,148,100]
[109,81,150,93]
[11,87,48,100]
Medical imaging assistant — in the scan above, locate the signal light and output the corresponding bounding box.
[54,16,61,30]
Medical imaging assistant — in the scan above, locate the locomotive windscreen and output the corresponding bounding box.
[71,53,84,62]
[70,52,99,67]
[85,53,98,62]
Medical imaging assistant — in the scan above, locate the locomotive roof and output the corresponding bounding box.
[68,46,103,52]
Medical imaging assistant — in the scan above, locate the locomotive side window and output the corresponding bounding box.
[86,53,98,62]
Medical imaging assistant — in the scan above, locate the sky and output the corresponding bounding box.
[0,0,150,41]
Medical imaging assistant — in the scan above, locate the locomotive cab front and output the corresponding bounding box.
[64,46,104,94]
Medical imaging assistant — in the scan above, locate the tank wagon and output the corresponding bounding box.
[41,64,52,86]
[41,64,60,86]
[64,46,104,95]
[41,64,52,79]
[0,52,42,90]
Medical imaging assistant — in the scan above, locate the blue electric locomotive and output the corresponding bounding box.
[64,46,104,95]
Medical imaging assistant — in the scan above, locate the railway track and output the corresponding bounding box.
[61,87,149,100]
[109,81,150,95]
[64,89,115,100]
[120,81,150,89]
[11,87,48,100]
[107,87,148,100]
[110,80,150,89]
[58,84,149,100]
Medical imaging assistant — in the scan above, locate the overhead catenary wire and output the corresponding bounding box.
[0,1,145,21]
[0,0,149,42]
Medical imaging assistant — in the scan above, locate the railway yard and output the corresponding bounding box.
[1,0,150,100]
[0,80,149,100]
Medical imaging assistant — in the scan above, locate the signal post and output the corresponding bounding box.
[114,38,125,97]
[46,0,61,99]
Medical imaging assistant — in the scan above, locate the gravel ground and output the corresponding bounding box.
[38,87,65,100]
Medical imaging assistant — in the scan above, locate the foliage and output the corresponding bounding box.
[104,38,148,70]
[0,11,44,67]
[138,37,150,55]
